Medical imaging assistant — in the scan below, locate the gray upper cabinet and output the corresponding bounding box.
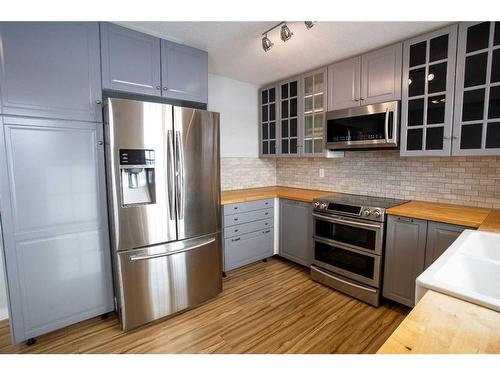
[161,40,208,103]
[259,84,278,157]
[360,43,402,105]
[452,21,500,156]
[383,215,427,307]
[100,23,162,97]
[0,22,102,122]
[424,221,468,268]
[328,56,361,111]
[400,25,458,156]
[279,199,313,266]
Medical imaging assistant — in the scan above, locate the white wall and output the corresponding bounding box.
[208,74,259,158]
[0,223,8,320]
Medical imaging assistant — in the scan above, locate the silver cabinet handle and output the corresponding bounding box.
[129,236,216,262]
[166,130,176,221]
[354,98,360,102]
[452,136,459,140]
[163,87,169,91]
[156,86,161,90]
[97,141,103,146]
[95,100,102,105]
[262,230,271,234]
[384,107,390,143]
[396,216,414,223]
[360,97,365,100]
[231,237,241,242]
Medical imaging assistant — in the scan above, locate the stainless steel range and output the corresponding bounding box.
[310,193,407,306]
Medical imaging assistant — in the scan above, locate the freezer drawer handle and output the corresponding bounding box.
[128,236,216,262]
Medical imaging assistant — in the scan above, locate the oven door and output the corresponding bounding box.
[325,101,399,150]
[312,237,381,287]
[313,213,383,255]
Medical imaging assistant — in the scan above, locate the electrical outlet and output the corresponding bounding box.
[319,168,325,178]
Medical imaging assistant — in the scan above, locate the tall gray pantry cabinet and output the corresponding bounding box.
[0,22,114,344]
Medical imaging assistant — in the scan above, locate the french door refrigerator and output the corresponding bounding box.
[104,98,221,330]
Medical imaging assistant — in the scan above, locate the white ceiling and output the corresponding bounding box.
[116,21,450,86]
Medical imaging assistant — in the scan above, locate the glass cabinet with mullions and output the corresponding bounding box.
[260,85,277,156]
[453,21,500,155]
[401,25,458,156]
[279,78,300,156]
[302,68,326,156]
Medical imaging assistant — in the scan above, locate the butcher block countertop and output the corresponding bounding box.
[377,290,500,354]
[221,186,500,231]
[220,186,333,205]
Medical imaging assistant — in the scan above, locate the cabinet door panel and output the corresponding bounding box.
[0,117,113,343]
[161,40,208,103]
[302,68,327,156]
[224,230,274,272]
[424,222,469,268]
[279,77,301,156]
[259,85,278,157]
[100,23,161,96]
[383,215,427,307]
[0,22,102,122]
[279,199,313,267]
[327,57,361,111]
[360,43,402,105]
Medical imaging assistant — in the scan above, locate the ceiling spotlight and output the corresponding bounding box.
[262,34,273,52]
[304,21,316,29]
[280,23,293,42]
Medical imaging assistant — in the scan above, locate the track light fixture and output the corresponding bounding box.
[280,23,293,42]
[261,22,317,52]
[304,21,316,29]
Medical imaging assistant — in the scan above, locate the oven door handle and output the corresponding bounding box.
[312,213,382,230]
[311,266,378,294]
[313,235,381,256]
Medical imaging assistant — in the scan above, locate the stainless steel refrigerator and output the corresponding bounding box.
[104,98,222,330]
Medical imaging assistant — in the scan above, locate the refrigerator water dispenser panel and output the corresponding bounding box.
[119,149,156,207]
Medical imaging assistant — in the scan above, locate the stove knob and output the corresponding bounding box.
[373,209,381,218]
[320,203,328,209]
[363,209,372,216]
[313,201,320,208]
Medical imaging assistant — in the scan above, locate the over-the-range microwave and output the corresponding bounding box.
[325,100,399,150]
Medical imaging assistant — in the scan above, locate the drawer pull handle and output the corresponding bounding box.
[232,237,241,242]
[265,222,269,225]
[397,217,414,223]
[262,230,271,234]
[265,202,269,205]
[234,229,239,232]
[265,212,269,215]
[234,218,238,221]
[234,207,238,210]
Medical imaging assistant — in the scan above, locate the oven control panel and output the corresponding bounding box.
[312,200,386,222]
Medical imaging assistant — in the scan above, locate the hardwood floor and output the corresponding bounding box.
[0,257,409,354]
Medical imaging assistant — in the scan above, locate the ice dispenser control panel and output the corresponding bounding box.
[119,149,156,207]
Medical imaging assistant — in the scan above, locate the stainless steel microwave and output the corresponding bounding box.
[325,101,399,150]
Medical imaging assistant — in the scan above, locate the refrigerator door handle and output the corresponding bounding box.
[166,130,175,221]
[128,236,216,262]
[175,130,185,220]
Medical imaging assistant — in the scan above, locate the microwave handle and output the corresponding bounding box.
[384,108,390,143]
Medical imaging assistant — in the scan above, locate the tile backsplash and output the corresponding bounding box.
[221,152,500,209]
[221,157,276,191]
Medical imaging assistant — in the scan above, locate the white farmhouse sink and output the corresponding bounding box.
[416,230,500,312]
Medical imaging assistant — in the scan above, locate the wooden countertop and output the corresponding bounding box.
[386,200,491,228]
[221,186,500,232]
[377,290,500,354]
[220,186,333,205]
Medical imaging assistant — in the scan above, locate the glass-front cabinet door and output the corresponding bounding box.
[302,68,326,156]
[453,22,500,155]
[279,78,300,156]
[259,85,277,157]
[401,25,458,156]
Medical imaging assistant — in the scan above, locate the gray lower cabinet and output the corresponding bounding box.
[161,40,208,103]
[0,22,102,122]
[223,199,274,272]
[279,199,313,266]
[383,215,469,307]
[0,116,114,343]
[424,221,469,268]
[100,22,162,97]
[383,216,428,307]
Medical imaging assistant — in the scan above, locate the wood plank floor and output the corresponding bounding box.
[0,257,409,354]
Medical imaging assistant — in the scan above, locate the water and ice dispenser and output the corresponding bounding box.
[119,149,156,206]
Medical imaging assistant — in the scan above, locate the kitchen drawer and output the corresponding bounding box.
[224,208,273,227]
[224,218,273,239]
[224,229,274,271]
[223,198,274,216]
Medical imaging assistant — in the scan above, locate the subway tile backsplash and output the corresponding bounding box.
[221,151,500,209]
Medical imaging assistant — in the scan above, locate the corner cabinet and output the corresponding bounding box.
[327,43,402,111]
[259,85,278,156]
[400,25,458,156]
[452,21,500,155]
[0,22,102,122]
